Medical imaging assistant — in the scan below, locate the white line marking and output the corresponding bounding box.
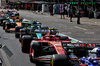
[59,33,83,43]
[0,48,11,66]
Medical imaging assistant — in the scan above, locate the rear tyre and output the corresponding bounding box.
[15,26,23,38]
[15,34,19,38]
[3,22,5,30]
[5,23,10,33]
[21,46,25,53]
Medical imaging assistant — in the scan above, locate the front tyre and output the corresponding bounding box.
[29,42,41,63]
[50,54,71,66]
[29,49,34,63]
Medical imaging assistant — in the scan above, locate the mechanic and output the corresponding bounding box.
[70,8,73,22]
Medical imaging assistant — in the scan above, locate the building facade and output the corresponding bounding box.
[7,0,100,11]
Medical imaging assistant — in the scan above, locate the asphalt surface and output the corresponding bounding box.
[0,9,100,66]
[0,26,50,66]
[0,10,52,66]
[19,10,100,43]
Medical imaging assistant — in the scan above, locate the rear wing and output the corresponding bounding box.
[32,21,41,25]
[20,29,58,36]
[33,29,59,34]
[22,21,41,25]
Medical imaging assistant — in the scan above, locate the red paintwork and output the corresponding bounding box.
[93,57,100,60]
[32,49,34,58]
[21,40,23,48]
[79,64,88,66]
[71,58,79,60]
[31,35,71,55]
[30,32,71,61]
[49,41,65,54]
[29,32,100,63]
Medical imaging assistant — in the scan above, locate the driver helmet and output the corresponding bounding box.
[96,48,100,57]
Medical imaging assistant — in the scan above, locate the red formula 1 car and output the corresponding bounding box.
[29,32,100,66]
[29,32,72,66]
[21,30,58,53]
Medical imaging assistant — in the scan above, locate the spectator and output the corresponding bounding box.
[77,8,81,24]
[89,8,93,19]
[25,4,27,10]
[72,6,76,17]
[94,8,97,19]
[87,6,90,12]
[70,8,73,22]
[49,5,53,16]
[84,8,88,17]
[38,5,41,12]
[59,4,65,19]
[21,5,24,10]
[67,6,70,17]
[53,4,56,14]
[16,5,19,11]
[28,5,31,11]
[65,5,68,16]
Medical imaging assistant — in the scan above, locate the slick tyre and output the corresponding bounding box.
[21,35,33,53]
[15,34,19,38]
[3,22,5,30]
[29,42,41,62]
[31,42,41,57]
[21,46,25,53]
[50,55,71,66]
[5,23,10,33]
[30,53,33,63]
[15,26,23,38]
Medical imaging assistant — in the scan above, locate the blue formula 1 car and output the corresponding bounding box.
[48,43,100,66]
[79,46,100,66]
